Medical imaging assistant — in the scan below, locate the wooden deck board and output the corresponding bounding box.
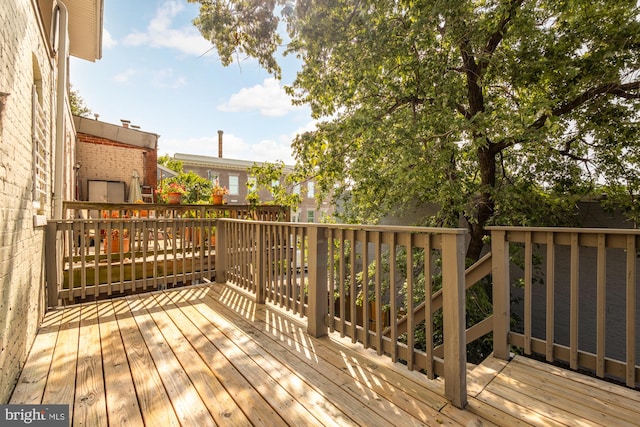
[157,290,350,427]
[12,283,640,427]
[74,304,108,427]
[163,290,287,427]
[194,286,444,426]
[503,358,639,427]
[9,308,64,404]
[42,305,82,414]
[124,296,216,426]
[206,285,471,426]
[109,298,178,427]
[175,288,330,426]
[100,300,146,426]
[143,292,252,427]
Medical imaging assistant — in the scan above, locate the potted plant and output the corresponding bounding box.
[211,178,229,205]
[158,181,187,204]
[103,227,130,253]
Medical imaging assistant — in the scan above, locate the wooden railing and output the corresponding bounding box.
[46,217,217,306]
[63,201,290,222]
[46,203,289,307]
[215,219,469,408]
[46,213,640,407]
[490,227,640,388]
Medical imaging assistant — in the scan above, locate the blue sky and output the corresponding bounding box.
[70,0,313,164]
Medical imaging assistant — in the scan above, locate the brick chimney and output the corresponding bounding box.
[218,130,223,158]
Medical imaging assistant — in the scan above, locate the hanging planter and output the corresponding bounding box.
[212,194,224,205]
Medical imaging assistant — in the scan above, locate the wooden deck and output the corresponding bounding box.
[10,284,640,427]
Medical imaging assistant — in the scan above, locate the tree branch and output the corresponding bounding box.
[478,0,525,73]
[493,80,640,152]
[530,81,640,130]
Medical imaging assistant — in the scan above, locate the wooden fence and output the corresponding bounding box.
[216,220,640,407]
[490,226,640,389]
[46,203,289,307]
[215,219,471,408]
[46,212,640,407]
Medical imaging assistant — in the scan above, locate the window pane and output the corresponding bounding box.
[307,182,315,198]
[229,175,239,195]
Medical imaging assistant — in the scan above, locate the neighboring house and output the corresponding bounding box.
[74,116,158,203]
[0,0,103,401]
[174,151,332,222]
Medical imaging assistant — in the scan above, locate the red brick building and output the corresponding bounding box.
[74,115,158,202]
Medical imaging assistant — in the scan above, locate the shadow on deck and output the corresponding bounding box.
[10,284,640,426]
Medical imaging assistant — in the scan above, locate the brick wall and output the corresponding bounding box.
[0,0,56,402]
[76,133,156,201]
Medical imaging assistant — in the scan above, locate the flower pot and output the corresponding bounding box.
[167,192,182,204]
[103,237,130,253]
[212,194,224,205]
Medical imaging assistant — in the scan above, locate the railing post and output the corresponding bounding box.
[45,221,60,308]
[307,225,328,338]
[215,219,227,284]
[255,223,265,304]
[491,229,510,360]
[441,232,467,409]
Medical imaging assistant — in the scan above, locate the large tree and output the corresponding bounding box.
[190,0,640,260]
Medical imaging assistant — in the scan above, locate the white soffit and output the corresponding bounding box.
[64,0,104,62]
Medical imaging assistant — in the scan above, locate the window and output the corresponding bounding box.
[307,182,315,198]
[229,175,239,195]
[307,210,315,223]
[32,83,48,214]
[207,170,218,182]
[293,184,300,195]
[272,179,280,189]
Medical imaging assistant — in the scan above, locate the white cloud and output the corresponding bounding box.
[218,78,296,117]
[152,68,187,89]
[122,0,214,57]
[249,139,295,164]
[113,68,137,84]
[103,29,117,49]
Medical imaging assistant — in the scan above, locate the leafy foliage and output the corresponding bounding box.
[157,154,184,174]
[69,86,91,117]
[190,0,640,261]
[157,172,213,204]
[247,161,302,210]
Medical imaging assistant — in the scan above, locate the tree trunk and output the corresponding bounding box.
[466,146,496,261]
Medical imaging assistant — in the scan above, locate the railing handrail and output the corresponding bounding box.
[216,218,468,234]
[63,201,289,219]
[487,225,640,235]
